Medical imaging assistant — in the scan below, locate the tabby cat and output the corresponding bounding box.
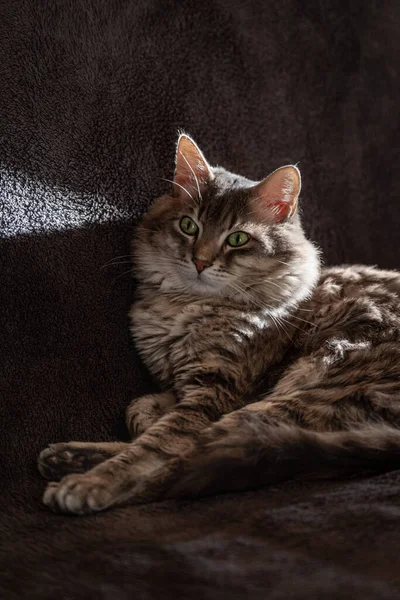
[38,134,400,514]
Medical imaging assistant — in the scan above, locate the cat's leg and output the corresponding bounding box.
[41,373,248,514]
[38,392,176,481]
[41,345,360,510]
[125,391,177,437]
[167,343,400,498]
[38,441,130,481]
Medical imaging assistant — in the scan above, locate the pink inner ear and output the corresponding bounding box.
[268,201,293,222]
[174,135,213,198]
[252,166,300,223]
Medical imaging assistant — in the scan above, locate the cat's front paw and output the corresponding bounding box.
[38,442,122,480]
[43,473,116,515]
[38,444,86,480]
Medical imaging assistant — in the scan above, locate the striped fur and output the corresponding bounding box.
[38,136,400,514]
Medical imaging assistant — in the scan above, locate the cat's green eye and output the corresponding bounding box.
[180,216,199,236]
[226,231,250,247]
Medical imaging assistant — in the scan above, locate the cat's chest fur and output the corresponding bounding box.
[129,285,279,386]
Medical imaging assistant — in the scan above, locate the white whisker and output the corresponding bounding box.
[227,281,293,342]
[100,260,132,269]
[274,259,292,268]
[100,255,132,270]
[180,153,203,203]
[229,280,308,334]
[111,268,134,283]
[267,293,316,327]
[160,177,197,208]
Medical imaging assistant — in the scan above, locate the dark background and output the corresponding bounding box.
[1,1,400,598]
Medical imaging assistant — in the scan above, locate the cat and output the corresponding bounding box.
[38,133,400,514]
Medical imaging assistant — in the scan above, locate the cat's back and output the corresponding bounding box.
[303,264,400,345]
[315,264,400,304]
[320,264,400,292]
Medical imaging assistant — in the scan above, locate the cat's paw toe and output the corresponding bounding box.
[43,474,114,515]
[38,444,87,480]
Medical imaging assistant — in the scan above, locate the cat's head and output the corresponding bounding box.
[133,134,320,311]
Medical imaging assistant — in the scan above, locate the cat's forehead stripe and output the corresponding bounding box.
[199,187,248,229]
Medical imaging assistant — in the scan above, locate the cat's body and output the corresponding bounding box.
[38,135,400,514]
[132,264,400,426]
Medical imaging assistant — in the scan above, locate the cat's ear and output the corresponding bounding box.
[174,134,213,200]
[250,165,301,223]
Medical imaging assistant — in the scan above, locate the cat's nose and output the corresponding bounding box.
[193,258,212,273]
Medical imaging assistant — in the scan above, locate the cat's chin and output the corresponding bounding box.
[189,279,227,297]
[157,271,228,298]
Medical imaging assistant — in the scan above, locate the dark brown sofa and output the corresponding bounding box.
[1,1,400,598]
